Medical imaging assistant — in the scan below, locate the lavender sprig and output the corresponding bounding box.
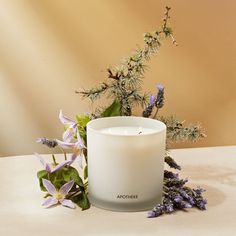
[164,155,181,170]
[148,170,207,218]
[155,84,165,109]
[143,84,165,118]
[36,138,58,148]
[142,95,155,118]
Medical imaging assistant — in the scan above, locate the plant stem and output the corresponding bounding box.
[52,154,57,165]
[152,108,159,119]
[59,146,67,160]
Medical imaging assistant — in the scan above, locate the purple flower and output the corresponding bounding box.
[164,170,179,179]
[150,95,155,106]
[35,153,77,173]
[164,203,174,213]
[56,135,85,150]
[147,210,157,218]
[59,110,75,126]
[147,204,165,218]
[179,189,195,205]
[36,138,58,148]
[176,200,192,209]
[195,198,207,210]
[78,151,86,169]
[193,187,206,195]
[58,110,86,149]
[42,179,75,209]
[142,95,155,118]
[59,110,77,143]
[155,84,165,109]
[173,194,183,203]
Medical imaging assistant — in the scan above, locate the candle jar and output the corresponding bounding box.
[86,116,166,211]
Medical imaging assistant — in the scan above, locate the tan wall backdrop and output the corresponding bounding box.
[0,0,235,156]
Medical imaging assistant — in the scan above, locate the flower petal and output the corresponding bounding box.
[59,110,75,125]
[45,163,52,173]
[56,139,77,149]
[59,180,74,195]
[78,152,85,169]
[150,95,155,106]
[42,179,57,195]
[76,128,86,149]
[63,123,77,142]
[59,199,76,209]
[35,153,52,173]
[51,160,71,173]
[36,138,44,144]
[70,152,78,163]
[42,197,58,208]
[157,84,164,91]
[35,152,46,167]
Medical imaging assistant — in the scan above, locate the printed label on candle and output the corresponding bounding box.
[117,194,138,199]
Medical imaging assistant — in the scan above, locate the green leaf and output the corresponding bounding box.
[37,170,48,192]
[84,165,88,180]
[75,115,90,144]
[67,166,84,188]
[71,192,90,210]
[76,115,90,128]
[101,99,121,117]
[37,170,47,179]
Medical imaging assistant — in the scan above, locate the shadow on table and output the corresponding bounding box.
[181,164,235,207]
[182,165,236,187]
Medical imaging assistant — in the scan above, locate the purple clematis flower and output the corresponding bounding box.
[56,128,86,150]
[35,153,77,173]
[58,110,86,149]
[42,179,75,209]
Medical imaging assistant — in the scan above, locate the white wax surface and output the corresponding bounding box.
[100,126,155,135]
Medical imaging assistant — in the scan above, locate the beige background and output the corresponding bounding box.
[0,0,235,156]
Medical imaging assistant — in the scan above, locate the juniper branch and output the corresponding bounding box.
[159,115,206,144]
[75,82,109,101]
[76,6,176,116]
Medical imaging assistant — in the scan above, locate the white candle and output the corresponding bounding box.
[87,116,166,212]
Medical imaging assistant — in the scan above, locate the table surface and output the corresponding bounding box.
[0,146,236,236]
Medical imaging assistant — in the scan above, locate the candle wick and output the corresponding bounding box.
[138,127,142,135]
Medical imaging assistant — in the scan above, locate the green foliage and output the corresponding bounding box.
[76,115,90,143]
[71,191,90,210]
[84,165,88,180]
[66,166,84,188]
[77,7,176,116]
[158,115,206,145]
[101,99,121,117]
[37,170,48,192]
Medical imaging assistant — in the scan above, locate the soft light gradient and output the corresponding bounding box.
[0,0,235,156]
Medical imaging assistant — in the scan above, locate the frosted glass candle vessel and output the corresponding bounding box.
[86,116,166,211]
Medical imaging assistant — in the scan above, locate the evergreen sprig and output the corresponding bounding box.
[77,6,177,116]
[159,115,206,145]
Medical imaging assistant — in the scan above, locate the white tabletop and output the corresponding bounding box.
[0,146,236,236]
